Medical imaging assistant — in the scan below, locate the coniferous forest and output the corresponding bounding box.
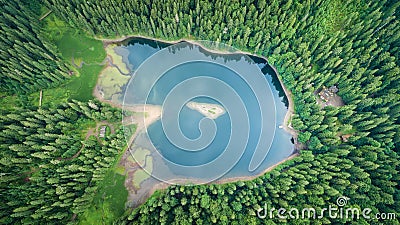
[1,0,399,224]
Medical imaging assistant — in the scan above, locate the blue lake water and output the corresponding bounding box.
[117,38,294,182]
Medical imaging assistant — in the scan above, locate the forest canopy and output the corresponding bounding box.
[0,0,399,224]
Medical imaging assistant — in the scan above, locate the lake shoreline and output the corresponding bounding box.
[96,34,298,144]
[155,152,299,186]
[132,152,299,209]
[93,34,300,209]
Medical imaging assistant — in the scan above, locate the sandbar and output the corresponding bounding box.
[186,101,225,119]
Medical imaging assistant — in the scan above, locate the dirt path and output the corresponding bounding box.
[39,90,43,107]
[39,10,52,21]
[71,54,130,76]
[58,121,116,161]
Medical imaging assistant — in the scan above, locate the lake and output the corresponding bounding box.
[115,37,294,183]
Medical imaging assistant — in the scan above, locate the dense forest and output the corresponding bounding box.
[0,0,68,94]
[1,0,399,224]
[0,100,126,224]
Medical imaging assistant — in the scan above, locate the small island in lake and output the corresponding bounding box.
[186,101,226,119]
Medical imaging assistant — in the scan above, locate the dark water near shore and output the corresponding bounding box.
[117,37,293,181]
